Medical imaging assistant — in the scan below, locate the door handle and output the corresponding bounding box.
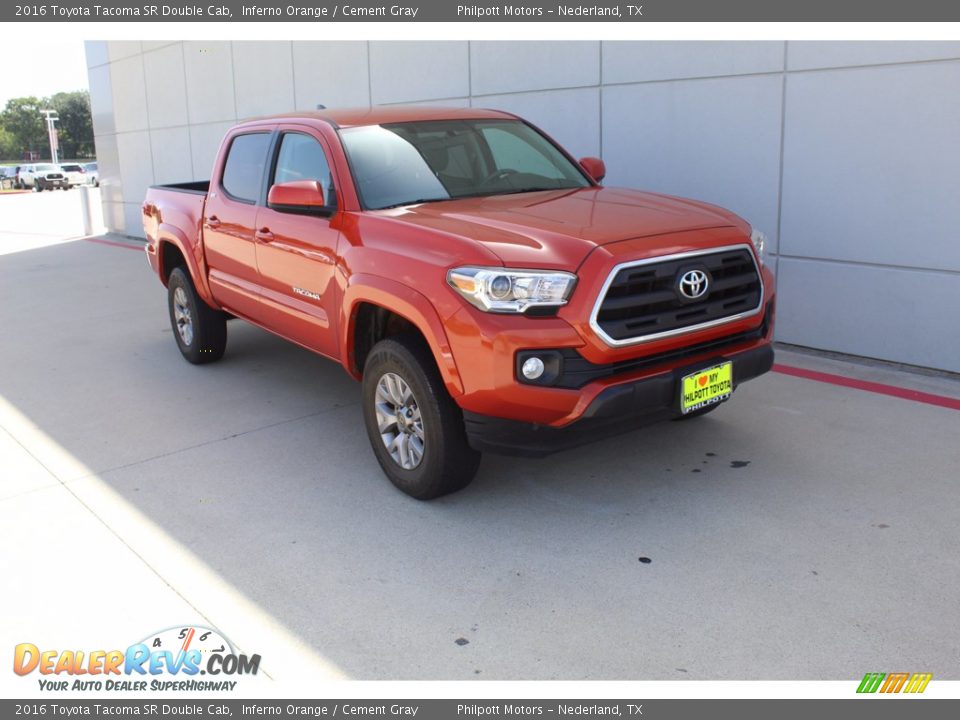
[255,227,274,242]
[205,215,221,229]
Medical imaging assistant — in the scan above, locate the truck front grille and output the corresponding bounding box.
[592,245,762,345]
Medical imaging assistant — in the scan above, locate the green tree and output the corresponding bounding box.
[49,91,94,159]
[0,91,94,161]
[0,96,48,160]
[0,127,18,161]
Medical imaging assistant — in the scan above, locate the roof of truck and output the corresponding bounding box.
[237,105,517,129]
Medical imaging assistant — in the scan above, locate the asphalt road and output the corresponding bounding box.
[1,198,958,685]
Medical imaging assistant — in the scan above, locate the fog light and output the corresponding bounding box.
[521,357,545,380]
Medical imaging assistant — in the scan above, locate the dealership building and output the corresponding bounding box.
[84,40,960,373]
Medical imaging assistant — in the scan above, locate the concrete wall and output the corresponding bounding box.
[85,41,960,373]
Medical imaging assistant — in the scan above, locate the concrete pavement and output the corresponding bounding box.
[1,220,958,685]
[0,186,104,257]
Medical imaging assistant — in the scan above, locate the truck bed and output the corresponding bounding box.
[142,182,209,261]
[151,180,210,195]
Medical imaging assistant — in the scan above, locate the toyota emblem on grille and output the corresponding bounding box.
[678,269,709,300]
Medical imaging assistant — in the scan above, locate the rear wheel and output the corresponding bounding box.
[167,267,227,364]
[361,336,480,500]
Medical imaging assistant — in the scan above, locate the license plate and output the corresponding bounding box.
[680,361,733,414]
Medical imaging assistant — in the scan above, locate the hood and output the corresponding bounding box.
[374,186,741,269]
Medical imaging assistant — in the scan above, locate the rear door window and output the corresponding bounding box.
[221,133,271,203]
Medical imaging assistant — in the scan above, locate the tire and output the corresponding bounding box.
[673,402,722,421]
[167,266,227,364]
[361,335,481,500]
[34,182,42,192]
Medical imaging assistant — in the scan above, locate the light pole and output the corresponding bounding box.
[40,109,59,164]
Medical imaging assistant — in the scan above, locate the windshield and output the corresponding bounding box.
[36,164,57,172]
[340,119,591,210]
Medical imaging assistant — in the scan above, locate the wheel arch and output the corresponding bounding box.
[341,274,464,398]
[156,225,218,307]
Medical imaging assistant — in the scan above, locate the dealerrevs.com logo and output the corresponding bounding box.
[13,626,260,692]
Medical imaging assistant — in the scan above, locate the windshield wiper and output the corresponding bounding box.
[376,197,452,210]
[375,186,577,210]
[492,186,577,196]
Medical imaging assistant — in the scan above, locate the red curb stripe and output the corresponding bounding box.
[83,237,143,251]
[773,363,960,411]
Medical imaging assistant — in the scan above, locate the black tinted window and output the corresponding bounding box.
[221,133,271,203]
[273,133,336,207]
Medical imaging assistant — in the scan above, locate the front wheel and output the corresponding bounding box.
[167,267,227,364]
[362,336,481,500]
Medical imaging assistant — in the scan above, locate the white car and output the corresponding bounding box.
[84,162,99,187]
[59,163,88,187]
[18,164,70,191]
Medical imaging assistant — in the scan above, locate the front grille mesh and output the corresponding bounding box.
[595,248,761,342]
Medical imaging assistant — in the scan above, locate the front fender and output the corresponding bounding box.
[340,274,464,397]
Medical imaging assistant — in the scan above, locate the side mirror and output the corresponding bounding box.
[267,180,332,217]
[579,157,606,183]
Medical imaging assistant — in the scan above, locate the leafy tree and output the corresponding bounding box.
[0,97,48,160]
[50,91,95,159]
[0,91,95,161]
[0,127,18,161]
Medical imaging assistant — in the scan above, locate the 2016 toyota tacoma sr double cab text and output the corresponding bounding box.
[142,107,775,499]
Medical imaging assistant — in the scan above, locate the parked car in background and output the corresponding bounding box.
[0,166,18,190]
[19,163,70,191]
[59,163,88,187]
[16,164,41,188]
[84,162,99,186]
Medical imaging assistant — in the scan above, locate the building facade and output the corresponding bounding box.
[85,40,960,373]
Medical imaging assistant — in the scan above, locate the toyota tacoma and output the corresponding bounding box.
[142,107,775,499]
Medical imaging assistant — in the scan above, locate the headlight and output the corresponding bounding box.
[447,267,577,313]
[750,227,767,259]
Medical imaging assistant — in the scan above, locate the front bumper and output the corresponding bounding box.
[463,341,773,456]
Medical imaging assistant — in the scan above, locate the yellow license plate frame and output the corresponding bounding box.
[681,361,733,414]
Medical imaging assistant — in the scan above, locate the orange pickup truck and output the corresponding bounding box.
[142,106,775,499]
